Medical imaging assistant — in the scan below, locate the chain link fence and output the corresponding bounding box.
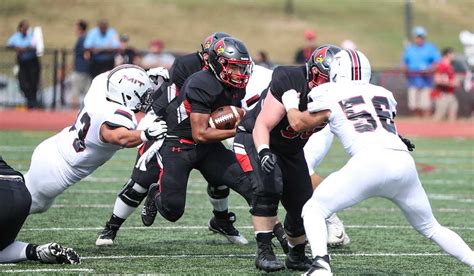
[1,47,473,117]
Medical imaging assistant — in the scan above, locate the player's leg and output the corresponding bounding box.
[234,131,285,271]
[302,151,384,274]
[25,137,68,214]
[197,142,251,245]
[388,151,474,269]
[97,141,159,246]
[143,140,193,223]
[304,129,350,247]
[0,175,79,264]
[234,132,289,252]
[279,151,313,271]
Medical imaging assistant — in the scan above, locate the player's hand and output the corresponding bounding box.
[281,89,300,112]
[258,148,277,174]
[147,67,170,90]
[399,134,415,151]
[141,119,167,141]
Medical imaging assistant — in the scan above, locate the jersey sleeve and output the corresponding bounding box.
[186,85,216,114]
[269,67,292,103]
[104,108,137,130]
[307,85,332,113]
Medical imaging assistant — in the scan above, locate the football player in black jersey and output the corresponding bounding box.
[0,156,80,264]
[139,37,255,245]
[233,45,342,272]
[96,32,235,246]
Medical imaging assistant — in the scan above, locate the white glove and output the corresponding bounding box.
[281,89,300,112]
[141,119,167,142]
[147,67,170,90]
[136,138,164,171]
[137,110,158,131]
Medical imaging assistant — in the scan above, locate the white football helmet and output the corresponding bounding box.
[106,64,154,112]
[329,49,371,83]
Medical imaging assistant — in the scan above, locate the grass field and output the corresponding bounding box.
[0,131,473,274]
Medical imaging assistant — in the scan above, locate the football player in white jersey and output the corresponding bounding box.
[281,49,474,275]
[25,64,167,214]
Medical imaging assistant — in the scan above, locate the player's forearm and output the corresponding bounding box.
[287,109,327,132]
[252,123,270,152]
[109,130,144,148]
[192,128,235,144]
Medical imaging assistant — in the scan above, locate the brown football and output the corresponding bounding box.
[209,106,245,130]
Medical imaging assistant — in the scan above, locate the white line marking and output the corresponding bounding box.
[2,268,93,273]
[79,253,446,260]
[21,224,474,232]
[0,264,16,266]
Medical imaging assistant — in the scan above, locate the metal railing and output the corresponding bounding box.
[1,47,472,117]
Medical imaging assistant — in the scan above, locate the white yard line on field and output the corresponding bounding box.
[21,224,474,232]
[1,268,93,273]
[79,252,446,260]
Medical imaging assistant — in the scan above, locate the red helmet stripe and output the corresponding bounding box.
[347,49,360,80]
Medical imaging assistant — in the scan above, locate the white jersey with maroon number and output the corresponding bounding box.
[25,72,137,213]
[307,81,407,157]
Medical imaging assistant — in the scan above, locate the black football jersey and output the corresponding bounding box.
[166,69,245,140]
[240,65,314,153]
[151,52,204,116]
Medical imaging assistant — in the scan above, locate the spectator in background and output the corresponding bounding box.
[7,20,41,109]
[70,19,91,108]
[84,19,119,77]
[402,26,441,118]
[432,47,458,122]
[141,39,174,70]
[254,50,275,69]
[115,34,139,66]
[294,29,317,64]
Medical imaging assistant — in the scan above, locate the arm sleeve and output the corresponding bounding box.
[104,109,137,130]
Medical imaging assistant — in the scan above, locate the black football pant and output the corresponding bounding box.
[18,58,41,109]
[0,176,32,250]
[153,138,253,222]
[234,131,313,237]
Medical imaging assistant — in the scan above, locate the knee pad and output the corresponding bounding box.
[207,185,230,200]
[250,195,279,217]
[155,193,185,222]
[118,179,148,208]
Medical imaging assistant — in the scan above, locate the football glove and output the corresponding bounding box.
[141,119,167,142]
[147,67,170,91]
[399,134,415,151]
[36,243,81,264]
[281,89,300,112]
[258,148,277,174]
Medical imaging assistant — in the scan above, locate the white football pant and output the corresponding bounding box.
[302,148,474,268]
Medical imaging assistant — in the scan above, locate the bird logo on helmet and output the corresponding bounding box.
[200,32,230,67]
[208,37,252,89]
[307,45,342,88]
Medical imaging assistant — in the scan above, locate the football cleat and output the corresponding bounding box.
[285,243,312,271]
[36,243,80,264]
[255,242,285,272]
[326,213,350,247]
[208,212,248,245]
[95,223,118,246]
[141,183,158,226]
[303,255,332,276]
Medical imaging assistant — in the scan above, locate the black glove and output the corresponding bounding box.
[399,135,415,151]
[258,148,277,174]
